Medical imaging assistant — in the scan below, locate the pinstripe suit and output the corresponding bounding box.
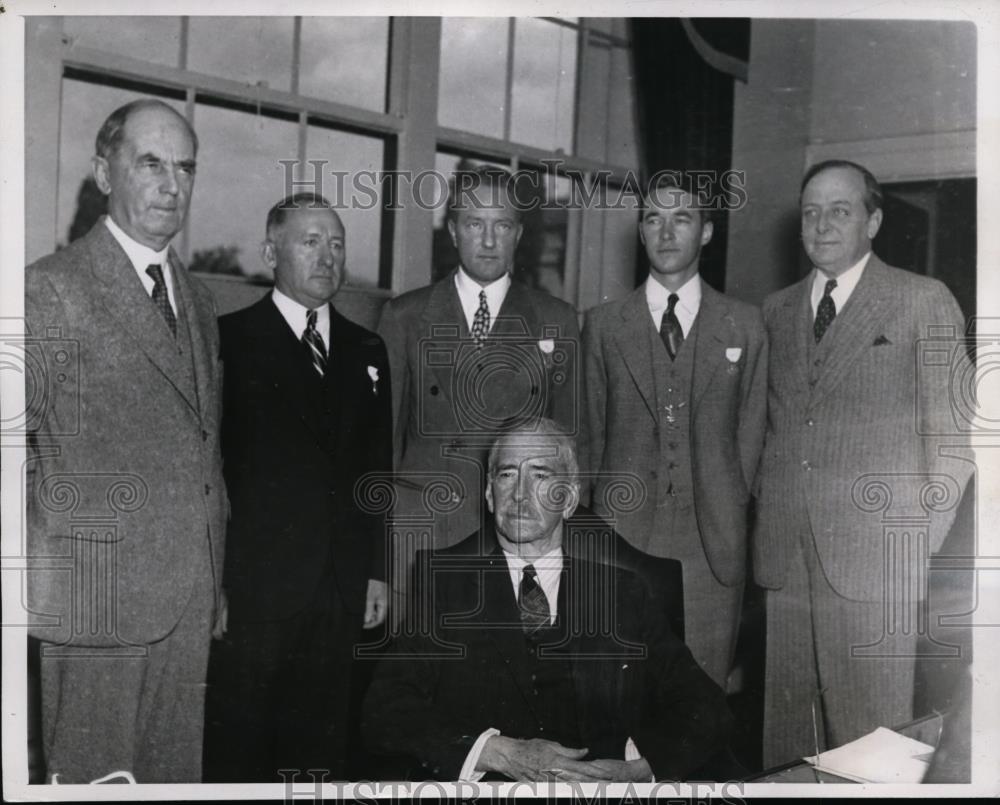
[754,255,973,765]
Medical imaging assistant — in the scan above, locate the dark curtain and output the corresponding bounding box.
[630,18,750,291]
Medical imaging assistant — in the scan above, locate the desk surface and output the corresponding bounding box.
[747,713,944,783]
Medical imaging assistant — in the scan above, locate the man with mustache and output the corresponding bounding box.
[362,420,732,781]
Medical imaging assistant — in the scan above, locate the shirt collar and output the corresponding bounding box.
[271,286,330,338]
[644,271,702,318]
[104,215,170,273]
[811,252,870,306]
[501,544,563,571]
[454,266,511,311]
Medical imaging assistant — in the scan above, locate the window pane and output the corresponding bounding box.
[607,44,639,169]
[600,195,640,299]
[510,18,577,152]
[576,36,611,163]
[187,17,294,91]
[515,167,571,296]
[432,152,511,283]
[299,17,389,111]
[63,16,181,67]
[187,103,299,279]
[438,18,508,137]
[56,78,186,249]
[306,124,386,288]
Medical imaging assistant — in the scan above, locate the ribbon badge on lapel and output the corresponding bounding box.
[725,347,742,374]
[538,338,555,369]
[367,365,380,396]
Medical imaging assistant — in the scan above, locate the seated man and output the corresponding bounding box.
[362,419,732,782]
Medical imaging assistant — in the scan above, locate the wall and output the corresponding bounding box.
[726,19,977,303]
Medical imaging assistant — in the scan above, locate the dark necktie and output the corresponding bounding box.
[303,309,327,377]
[145,264,176,337]
[471,290,490,349]
[814,278,838,343]
[659,293,683,360]
[518,564,550,637]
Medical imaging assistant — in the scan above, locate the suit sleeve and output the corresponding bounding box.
[917,281,974,552]
[550,303,582,440]
[376,300,410,471]
[631,583,735,780]
[580,308,607,506]
[737,308,768,494]
[361,551,478,779]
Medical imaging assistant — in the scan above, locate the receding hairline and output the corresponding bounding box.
[96,99,198,160]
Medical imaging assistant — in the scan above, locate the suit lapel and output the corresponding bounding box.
[809,257,896,406]
[771,276,813,396]
[612,288,659,424]
[87,220,196,413]
[690,281,729,408]
[170,249,215,420]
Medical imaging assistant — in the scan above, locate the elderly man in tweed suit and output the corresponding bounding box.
[754,160,973,765]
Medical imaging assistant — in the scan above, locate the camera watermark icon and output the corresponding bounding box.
[1,323,80,435]
[916,317,1000,435]
[417,319,578,438]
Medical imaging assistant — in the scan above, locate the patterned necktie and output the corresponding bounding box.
[814,278,838,343]
[659,293,683,360]
[518,564,550,637]
[145,264,177,337]
[471,289,490,349]
[303,309,327,377]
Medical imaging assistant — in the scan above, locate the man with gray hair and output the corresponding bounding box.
[25,98,226,782]
[363,419,731,781]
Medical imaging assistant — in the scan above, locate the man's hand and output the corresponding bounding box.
[551,757,653,783]
[363,579,388,629]
[477,736,605,782]
[212,590,228,640]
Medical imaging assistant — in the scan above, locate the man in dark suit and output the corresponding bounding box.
[377,166,580,599]
[203,193,392,781]
[362,420,732,782]
[582,175,767,688]
[754,160,974,765]
[25,99,226,782]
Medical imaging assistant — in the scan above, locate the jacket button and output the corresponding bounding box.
[202,430,209,441]
[801,460,811,471]
[806,418,815,427]
[430,385,439,396]
[204,484,211,495]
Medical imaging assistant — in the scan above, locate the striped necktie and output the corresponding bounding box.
[814,278,838,342]
[145,264,177,337]
[303,309,327,377]
[518,564,550,637]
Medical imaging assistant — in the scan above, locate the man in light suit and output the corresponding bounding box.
[377,166,580,595]
[203,193,391,781]
[25,99,226,782]
[754,160,974,765]
[362,421,732,782]
[582,176,767,687]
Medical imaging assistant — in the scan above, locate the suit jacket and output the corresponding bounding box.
[219,295,392,622]
[582,281,767,585]
[25,219,227,646]
[361,520,731,781]
[753,256,974,601]
[377,272,581,544]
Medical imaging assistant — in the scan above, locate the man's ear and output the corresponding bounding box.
[700,219,714,247]
[260,239,277,272]
[447,218,458,249]
[92,156,112,195]
[866,208,884,240]
[485,481,494,514]
[562,482,580,520]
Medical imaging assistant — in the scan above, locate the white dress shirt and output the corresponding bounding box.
[645,272,701,337]
[810,252,870,320]
[272,287,331,351]
[459,545,647,781]
[104,216,176,315]
[454,267,511,335]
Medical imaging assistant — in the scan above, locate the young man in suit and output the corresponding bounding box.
[754,160,974,765]
[377,167,580,602]
[25,99,226,782]
[203,194,392,781]
[362,421,732,782]
[581,175,767,688]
